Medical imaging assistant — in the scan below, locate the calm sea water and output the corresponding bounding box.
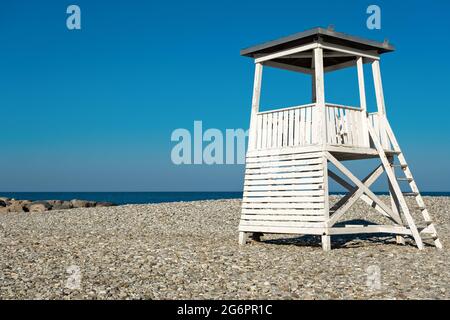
[0,192,242,205]
[0,192,449,205]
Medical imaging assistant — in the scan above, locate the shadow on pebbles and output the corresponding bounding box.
[0,197,449,299]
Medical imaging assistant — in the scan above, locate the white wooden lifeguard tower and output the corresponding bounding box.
[238,27,442,251]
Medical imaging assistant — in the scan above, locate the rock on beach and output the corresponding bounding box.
[0,197,115,213]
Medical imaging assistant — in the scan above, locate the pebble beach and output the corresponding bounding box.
[0,196,449,299]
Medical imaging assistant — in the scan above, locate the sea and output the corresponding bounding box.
[0,192,449,205]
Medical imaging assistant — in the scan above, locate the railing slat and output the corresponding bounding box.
[277,111,283,148]
[294,108,300,146]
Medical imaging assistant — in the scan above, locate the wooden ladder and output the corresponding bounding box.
[384,120,443,249]
[367,116,442,249]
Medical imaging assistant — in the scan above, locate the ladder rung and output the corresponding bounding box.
[424,220,433,225]
[391,164,408,169]
[421,234,438,240]
[402,192,419,196]
[397,177,413,182]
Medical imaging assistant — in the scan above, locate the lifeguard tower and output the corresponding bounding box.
[238,27,442,251]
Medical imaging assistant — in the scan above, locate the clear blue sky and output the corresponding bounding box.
[0,0,449,191]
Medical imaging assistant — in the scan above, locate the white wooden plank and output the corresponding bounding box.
[244,177,324,186]
[329,225,412,235]
[325,106,331,144]
[248,63,263,151]
[244,184,324,191]
[256,114,262,149]
[277,111,283,148]
[245,164,323,174]
[314,47,326,145]
[288,109,294,146]
[298,107,305,146]
[242,202,324,209]
[246,145,323,157]
[282,110,288,147]
[305,107,312,145]
[261,113,267,149]
[351,110,358,146]
[243,196,324,203]
[241,214,325,222]
[243,190,324,197]
[240,220,325,228]
[294,108,300,146]
[241,208,324,215]
[357,57,369,148]
[246,152,322,163]
[272,112,278,148]
[331,107,338,144]
[239,225,325,235]
[255,42,318,63]
[244,171,323,180]
[245,159,323,169]
[267,113,273,149]
[320,42,380,60]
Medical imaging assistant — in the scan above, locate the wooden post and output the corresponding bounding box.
[313,47,326,146]
[372,60,385,114]
[357,57,370,147]
[372,60,388,147]
[322,154,331,251]
[248,63,263,151]
[322,235,331,251]
[242,63,263,244]
[311,54,316,102]
[239,232,249,245]
[315,47,329,250]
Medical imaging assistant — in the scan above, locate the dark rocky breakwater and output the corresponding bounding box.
[0,197,115,213]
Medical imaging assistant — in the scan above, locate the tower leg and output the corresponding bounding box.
[239,232,249,245]
[322,235,331,251]
[396,235,405,245]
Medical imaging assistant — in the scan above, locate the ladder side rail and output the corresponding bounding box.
[384,118,442,249]
[367,118,424,249]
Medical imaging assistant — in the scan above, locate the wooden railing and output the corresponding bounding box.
[325,104,368,148]
[254,103,392,151]
[255,104,315,149]
[368,112,391,150]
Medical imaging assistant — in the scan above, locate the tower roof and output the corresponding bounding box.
[240,27,395,72]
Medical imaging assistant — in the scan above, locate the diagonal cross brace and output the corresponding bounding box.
[327,165,386,227]
[331,164,383,212]
[325,152,403,226]
[328,169,397,222]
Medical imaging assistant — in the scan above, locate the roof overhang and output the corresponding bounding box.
[241,28,395,73]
